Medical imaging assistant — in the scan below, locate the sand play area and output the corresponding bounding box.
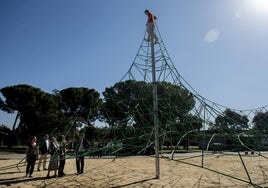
[0,152,268,188]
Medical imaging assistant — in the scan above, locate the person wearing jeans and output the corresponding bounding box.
[144,9,158,43]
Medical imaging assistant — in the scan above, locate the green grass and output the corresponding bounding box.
[0,151,17,155]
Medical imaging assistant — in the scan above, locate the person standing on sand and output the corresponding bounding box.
[46,136,59,178]
[58,135,67,177]
[73,132,90,174]
[37,134,50,171]
[26,136,39,178]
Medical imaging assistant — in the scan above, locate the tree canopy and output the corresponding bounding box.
[253,111,268,132]
[1,82,268,148]
[0,85,102,144]
[214,109,249,131]
[102,80,200,136]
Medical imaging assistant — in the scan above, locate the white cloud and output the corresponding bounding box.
[204,29,220,43]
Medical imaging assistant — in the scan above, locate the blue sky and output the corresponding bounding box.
[1,0,268,129]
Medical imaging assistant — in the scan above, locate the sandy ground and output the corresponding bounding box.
[0,152,268,188]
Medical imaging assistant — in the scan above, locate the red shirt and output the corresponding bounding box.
[146,12,157,23]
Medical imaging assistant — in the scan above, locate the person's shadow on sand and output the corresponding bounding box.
[0,173,74,186]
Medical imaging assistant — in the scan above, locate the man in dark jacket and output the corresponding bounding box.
[73,132,90,174]
[37,134,50,171]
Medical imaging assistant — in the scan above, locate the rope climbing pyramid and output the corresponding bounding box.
[114,23,268,186]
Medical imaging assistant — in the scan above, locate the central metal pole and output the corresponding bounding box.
[151,37,160,179]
